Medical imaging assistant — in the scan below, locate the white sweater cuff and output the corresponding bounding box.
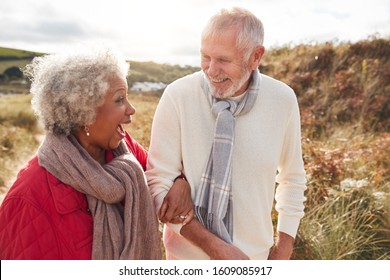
[277,214,301,238]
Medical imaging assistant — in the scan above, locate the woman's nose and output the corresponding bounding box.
[126,101,136,116]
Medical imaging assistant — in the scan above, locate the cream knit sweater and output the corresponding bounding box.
[146,71,307,259]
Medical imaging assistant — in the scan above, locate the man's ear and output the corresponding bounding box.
[250,46,265,70]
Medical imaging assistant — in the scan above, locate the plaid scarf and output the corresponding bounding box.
[194,70,261,243]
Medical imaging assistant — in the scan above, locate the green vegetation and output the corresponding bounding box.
[0,37,389,259]
[0,46,43,60]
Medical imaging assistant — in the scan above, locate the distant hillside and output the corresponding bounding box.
[0,46,199,85]
[127,60,200,85]
[0,47,44,61]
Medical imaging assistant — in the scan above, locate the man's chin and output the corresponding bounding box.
[208,85,227,98]
[211,90,235,99]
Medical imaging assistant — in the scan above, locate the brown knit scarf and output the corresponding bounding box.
[38,133,162,260]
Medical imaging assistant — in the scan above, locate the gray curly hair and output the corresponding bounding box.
[23,45,129,135]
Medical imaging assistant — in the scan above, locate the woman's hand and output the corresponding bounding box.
[159,177,194,225]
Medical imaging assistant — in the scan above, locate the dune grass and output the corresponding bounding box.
[0,94,41,193]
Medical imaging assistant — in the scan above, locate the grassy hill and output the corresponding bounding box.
[0,46,44,60]
[0,47,43,74]
[127,60,199,84]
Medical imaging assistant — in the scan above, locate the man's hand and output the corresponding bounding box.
[268,232,294,260]
[159,177,194,225]
[180,219,250,260]
[208,242,250,260]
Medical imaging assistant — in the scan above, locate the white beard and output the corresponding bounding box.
[206,68,252,99]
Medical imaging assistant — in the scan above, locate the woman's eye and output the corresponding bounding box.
[116,96,125,103]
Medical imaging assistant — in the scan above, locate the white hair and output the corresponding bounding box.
[24,45,129,135]
[201,7,264,61]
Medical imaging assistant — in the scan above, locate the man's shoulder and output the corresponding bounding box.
[260,73,294,93]
[260,73,297,102]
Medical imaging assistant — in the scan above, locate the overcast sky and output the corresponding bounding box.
[1,0,389,66]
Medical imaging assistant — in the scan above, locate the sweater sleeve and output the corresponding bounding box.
[145,87,185,234]
[275,94,307,238]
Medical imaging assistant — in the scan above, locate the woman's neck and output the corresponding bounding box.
[73,130,106,165]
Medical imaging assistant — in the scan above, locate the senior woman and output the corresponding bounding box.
[0,46,192,259]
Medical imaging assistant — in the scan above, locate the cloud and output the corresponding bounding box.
[0,19,87,42]
[0,0,389,65]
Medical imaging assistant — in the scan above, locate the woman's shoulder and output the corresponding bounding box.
[3,155,83,209]
[5,156,49,198]
[0,156,52,225]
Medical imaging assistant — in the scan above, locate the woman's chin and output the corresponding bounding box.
[107,139,122,151]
